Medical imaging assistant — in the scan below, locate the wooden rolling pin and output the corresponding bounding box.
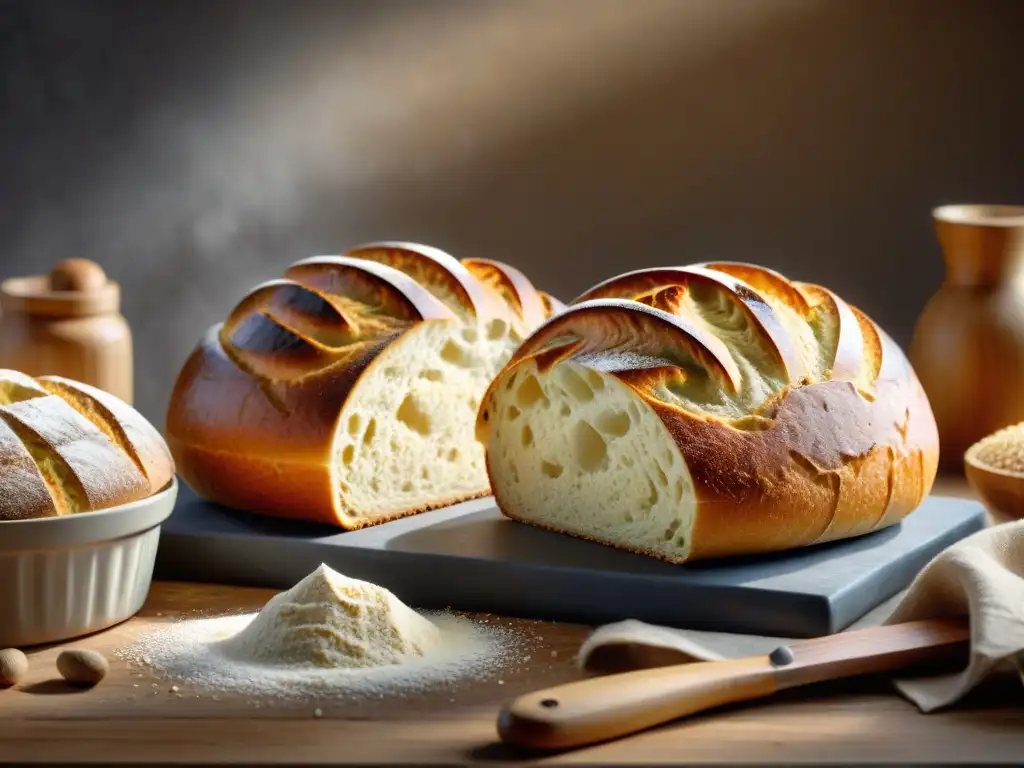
[497,619,970,751]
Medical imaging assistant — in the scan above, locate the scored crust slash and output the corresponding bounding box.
[475,262,939,563]
[0,370,174,520]
[165,241,562,530]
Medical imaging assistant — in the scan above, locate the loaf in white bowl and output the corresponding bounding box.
[166,242,561,530]
[0,369,177,646]
[476,263,939,563]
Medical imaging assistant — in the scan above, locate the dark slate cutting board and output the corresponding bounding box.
[154,484,985,638]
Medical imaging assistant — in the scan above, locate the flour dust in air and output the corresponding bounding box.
[119,563,521,698]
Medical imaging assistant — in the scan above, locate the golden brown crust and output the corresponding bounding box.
[0,369,169,520]
[507,300,743,391]
[462,257,548,330]
[0,397,148,513]
[221,258,457,388]
[36,376,175,495]
[167,257,462,527]
[571,266,808,383]
[539,292,567,319]
[285,256,458,323]
[698,261,812,315]
[167,328,496,527]
[796,283,868,381]
[176,436,492,529]
[652,374,935,559]
[346,242,510,321]
[166,324,387,524]
[482,263,940,562]
[0,417,60,520]
[166,246,552,528]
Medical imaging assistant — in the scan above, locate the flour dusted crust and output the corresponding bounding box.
[37,376,175,496]
[166,242,560,529]
[477,262,939,563]
[0,369,174,520]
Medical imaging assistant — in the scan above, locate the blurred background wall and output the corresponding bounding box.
[1,0,1022,423]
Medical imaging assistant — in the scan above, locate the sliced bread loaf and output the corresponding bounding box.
[166,242,558,529]
[476,263,939,563]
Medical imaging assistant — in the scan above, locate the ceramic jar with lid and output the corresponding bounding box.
[0,258,133,403]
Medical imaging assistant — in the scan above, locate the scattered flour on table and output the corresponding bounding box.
[117,564,525,698]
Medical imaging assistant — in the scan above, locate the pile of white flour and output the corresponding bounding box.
[119,564,523,698]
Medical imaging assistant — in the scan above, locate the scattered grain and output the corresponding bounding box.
[971,422,1024,473]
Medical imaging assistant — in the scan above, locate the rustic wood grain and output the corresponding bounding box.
[0,475,1021,764]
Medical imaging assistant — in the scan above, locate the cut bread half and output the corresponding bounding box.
[481,356,698,562]
[166,242,559,529]
[478,262,939,563]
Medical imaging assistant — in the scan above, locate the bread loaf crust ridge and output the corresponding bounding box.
[167,242,559,528]
[478,262,939,562]
[0,369,173,520]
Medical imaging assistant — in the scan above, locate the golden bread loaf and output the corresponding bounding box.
[476,263,939,563]
[0,370,174,520]
[166,242,559,529]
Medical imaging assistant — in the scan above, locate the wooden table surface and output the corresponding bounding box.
[2,477,1022,765]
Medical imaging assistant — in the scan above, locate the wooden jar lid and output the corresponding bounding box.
[0,259,120,317]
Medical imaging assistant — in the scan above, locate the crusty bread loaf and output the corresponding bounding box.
[0,370,175,520]
[166,242,559,529]
[476,263,939,563]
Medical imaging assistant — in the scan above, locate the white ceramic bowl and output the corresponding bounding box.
[0,478,178,647]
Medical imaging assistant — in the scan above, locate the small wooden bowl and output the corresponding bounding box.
[964,437,1024,522]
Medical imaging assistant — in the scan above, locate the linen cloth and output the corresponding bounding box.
[577,520,1024,712]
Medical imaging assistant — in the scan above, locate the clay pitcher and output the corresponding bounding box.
[910,204,1024,473]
